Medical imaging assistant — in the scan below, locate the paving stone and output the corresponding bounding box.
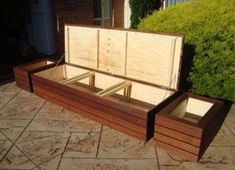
[0,91,19,110]
[98,126,156,159]
[39,101,63,113]
[0,119,29,141]
[211,124,235,146]
[1,82,20,93]
[59,158,158,170]
[0,145,35,169]
[225,114,235,135]
[38,154,61,170]
[16,131,69,165]
[27,111,102,133]
[64,132,100,158]
[0,133,12,160]
[0,83,11,91]
[0,91,45,120]
[158,147,235,170]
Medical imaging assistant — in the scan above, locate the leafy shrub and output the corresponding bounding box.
[129,0,157,28]
[139,0,235,101]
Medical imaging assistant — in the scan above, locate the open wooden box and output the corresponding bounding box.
[32,25,184,141]
[13,59,56,92]
[154,93,231,161]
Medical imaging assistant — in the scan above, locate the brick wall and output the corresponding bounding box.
[51,0,94,54]
[51,0,124,54]
[113,0,124,28]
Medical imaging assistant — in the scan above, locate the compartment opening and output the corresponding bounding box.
[169,97,213,123]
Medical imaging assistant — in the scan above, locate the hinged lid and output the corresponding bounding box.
[65,25,184,90]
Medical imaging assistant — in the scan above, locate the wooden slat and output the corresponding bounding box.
[97,81,132,97]
[155,115,202,138]
[155,133,200,155]
[16,81,31,91]
[60,72,95,84]
[154,125,201,146]
[154,140,199,161]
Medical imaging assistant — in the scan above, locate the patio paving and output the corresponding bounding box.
[0,82,234,170]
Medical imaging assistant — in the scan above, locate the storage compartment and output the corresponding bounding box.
[33,63,177,140]
[169,97,213,123]
[154,93,231,161]
[31,25,184,141]
[14,59,56,92]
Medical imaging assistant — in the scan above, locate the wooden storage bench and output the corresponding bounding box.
[154,93,231,161]
[31,25,184,141]
[14,59,56,92]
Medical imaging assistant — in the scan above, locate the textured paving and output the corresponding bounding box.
[0,82,234,170]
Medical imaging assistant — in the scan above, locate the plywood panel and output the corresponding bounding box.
[186,98,213,117]
[34,65,65,82]
[65,26,98,69]
[64,25,183,90]
[130,82,173,105]
[98,29,126,74]
[126,32,179,88]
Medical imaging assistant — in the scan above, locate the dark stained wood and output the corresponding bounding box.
[154,140,199,161]
[155,115,202,138]
[13,59,56,92]
[154,125,201,146]
[199,101,232,158]
[33,84,147,140]
[155,133,200,154]
[154,92,232,162]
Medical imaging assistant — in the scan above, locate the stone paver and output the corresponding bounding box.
[64,132,100,158]
[59,158,159,170]
[0,82,234,170]
[98,126,156,159]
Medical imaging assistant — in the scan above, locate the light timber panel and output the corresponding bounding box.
[64,25,183,90]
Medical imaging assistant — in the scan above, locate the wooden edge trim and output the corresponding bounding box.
[13,58,56,70]
[186,93,224,104]
[64,24,185,38]
[198,102,224,128]
[157,93,188,115]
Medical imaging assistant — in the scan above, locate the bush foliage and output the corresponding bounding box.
[139,0,235,101]
[129,0,157,28]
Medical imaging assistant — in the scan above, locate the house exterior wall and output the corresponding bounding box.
[51,0,125,54]
[113,0,124,28]
[51,0,94,54]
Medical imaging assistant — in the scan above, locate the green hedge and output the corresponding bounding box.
[139,0,235,101]
[129,0,157,28]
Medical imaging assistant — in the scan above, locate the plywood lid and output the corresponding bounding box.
[65,25,184,90]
